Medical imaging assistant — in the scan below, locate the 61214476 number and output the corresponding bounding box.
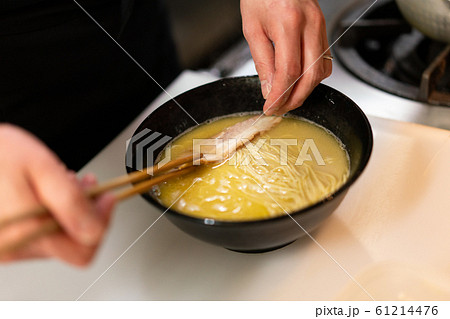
[376,306,438,316]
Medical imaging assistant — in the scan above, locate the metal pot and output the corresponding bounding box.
[395,0,450,43]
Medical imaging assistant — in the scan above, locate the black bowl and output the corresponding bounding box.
[126,76,373,253]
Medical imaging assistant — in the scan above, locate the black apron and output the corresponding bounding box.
[0,0,179,170]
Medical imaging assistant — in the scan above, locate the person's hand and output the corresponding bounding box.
[241,0,332,115]
[0,124,115,266]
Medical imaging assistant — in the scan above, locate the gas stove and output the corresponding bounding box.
[332,0,450,107]
[325,0,450,130]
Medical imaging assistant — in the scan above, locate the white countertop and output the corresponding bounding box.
[1,69,449,301]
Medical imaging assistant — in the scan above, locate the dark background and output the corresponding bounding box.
[165,0,242,69]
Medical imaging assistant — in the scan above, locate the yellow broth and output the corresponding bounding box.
[152,114,349,221]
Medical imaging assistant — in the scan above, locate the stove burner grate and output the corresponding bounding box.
[332,0,450,106]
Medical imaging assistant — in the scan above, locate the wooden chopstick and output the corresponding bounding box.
[114,165,196,201]
[0,154,200,256]
[86,153,198,198]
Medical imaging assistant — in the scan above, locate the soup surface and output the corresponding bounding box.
[152,114,349,221]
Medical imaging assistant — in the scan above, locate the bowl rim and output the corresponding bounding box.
[127,76,374,227]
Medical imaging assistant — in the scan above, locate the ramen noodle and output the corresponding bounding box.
[152,114,349,221]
